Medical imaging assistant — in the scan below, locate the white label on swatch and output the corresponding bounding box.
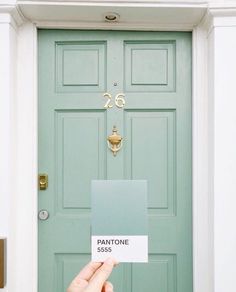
[91,235,148,263]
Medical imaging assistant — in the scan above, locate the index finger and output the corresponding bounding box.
[76,261,102,281]
[88,258,116,291]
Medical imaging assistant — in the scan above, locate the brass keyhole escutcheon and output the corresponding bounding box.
[107,126,123,156]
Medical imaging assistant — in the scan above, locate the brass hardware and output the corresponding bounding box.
[39,174,48,190]
[107,126,123,156]
[0,238,6,288]
[103,93,125,109]
[115,93,125,108]
[103,92,113,109]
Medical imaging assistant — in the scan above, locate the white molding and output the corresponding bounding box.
[0,5,25,27]
[35,20,196,31]
[211,15,236,27]
[17,1,207,30]
[0,12,18,30]
[17,0,208,8]
[13,1,236,32]
[192,25,213,292]
[200,9,236,37]
[209,8,236,17]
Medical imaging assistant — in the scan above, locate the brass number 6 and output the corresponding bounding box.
[103,93,125,109]
[115,93,125,108]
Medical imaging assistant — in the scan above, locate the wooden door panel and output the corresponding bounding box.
[56,41,107,93]
[55,110,106,211]
[132,255,176,292]
[55,254,128,292]
[124,110,176,215]
[124,41,175,92]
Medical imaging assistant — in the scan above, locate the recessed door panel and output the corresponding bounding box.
[132,254,176,292]
[55,110,106,212]
[125,110,176,215]
[56,41,107,92]
[124,41,175,92]
[55,254,128,292]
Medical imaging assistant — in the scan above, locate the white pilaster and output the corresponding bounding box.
[15,22,38,292]
[192,24,214,292]
[0,12,17,292]
[208,16,236,292]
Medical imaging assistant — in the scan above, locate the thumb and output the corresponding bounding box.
[87,258,115,291]
[102,281,113,292]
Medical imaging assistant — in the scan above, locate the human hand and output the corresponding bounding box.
[67,258,117,292]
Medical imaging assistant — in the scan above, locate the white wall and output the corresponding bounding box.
[0,20,11,238]
[213,25,236,292]
[0,14,17,292]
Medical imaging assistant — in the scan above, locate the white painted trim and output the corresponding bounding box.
[15,22,38,292]
[16,1,207,30]
[192,25,213,292]
[0,5,25,27]
[35,21,197,31]
[18,0,209,8]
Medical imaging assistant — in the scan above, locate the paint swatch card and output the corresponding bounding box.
[91,180,148,263]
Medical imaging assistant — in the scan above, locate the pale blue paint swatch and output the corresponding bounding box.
[91,180,148,236]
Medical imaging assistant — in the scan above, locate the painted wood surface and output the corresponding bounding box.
[38,30,192,292]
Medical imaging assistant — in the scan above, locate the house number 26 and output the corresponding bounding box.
[103,93,126,109]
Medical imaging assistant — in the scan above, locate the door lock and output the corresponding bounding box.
[38,210,49,220]
[38,174,48,190]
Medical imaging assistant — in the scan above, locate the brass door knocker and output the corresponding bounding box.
[107,126,123,156]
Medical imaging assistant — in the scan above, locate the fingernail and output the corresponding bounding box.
[107,285,113,292]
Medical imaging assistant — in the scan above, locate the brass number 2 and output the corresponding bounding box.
[103,93,113,109]
[103,93,125,109]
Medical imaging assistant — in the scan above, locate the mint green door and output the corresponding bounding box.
[38,30,192,292]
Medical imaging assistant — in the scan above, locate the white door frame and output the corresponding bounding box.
[3,2,216,292]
